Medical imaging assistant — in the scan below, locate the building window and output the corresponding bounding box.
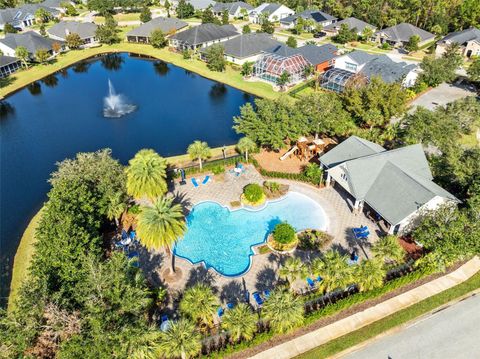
[345,62,357,71]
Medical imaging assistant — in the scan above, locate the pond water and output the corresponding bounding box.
[174,192,328,276]
[0,53,253,303]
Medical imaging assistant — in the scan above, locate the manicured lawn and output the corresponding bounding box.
[94,12,141,24]
[166,144,238,166]
[459,127,480,148]
[8,208,43,312]
[0,42,279,99]
[297,271,480,359]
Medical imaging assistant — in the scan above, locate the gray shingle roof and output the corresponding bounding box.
[360,55,417,83]
[438,27,480,46]
[280,9,336,25]
[170,23,238,46]
[324,17,376,32]
[0,4,59,26]
[201,32,281,58]
[322,139,458,225]
[0,31,60,54]
[346,50,378,65]
[127,17,188,37]
[47,21,97,40]
[375,22,434,43]
[295,43,338,65]
[0,55,20,67]
[257,3,283,14]
[212,1,253,15]
[187,0,216,10]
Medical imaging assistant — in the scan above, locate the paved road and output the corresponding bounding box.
[409,82,476,111]
[342,293,480,359]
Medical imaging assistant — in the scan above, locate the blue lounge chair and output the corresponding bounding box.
[121,230,128,240]
[253,292,264,306]
[161,314,168,323]
[226,302,234,310]
[191,178,199,187]
[129,230,136,240]
[352,226,368,234]
[354,231,370,239]
[307,277,316,289]
[316,276,322,283]
[128,251,139,259]
[217,307,224,317]
[244,290,250,303]
[202,175,210,185]
[263,289,270,299]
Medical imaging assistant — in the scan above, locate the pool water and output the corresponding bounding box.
[174,191,328,276]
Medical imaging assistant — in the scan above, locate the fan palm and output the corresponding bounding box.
[221,303,258,342]
[237,137,257,162]
[310,250,353,293]
[105,192,127,226]
[279,257,307,288]
[136,197,186,271]
[156,319,201,359]
[179,284,219,328]
[261,290,304,333]
[187,140,211,171]
[125,149,168,200]
[354,258,386,292]
[372,235,405,265]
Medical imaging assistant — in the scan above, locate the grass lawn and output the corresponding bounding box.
[94,12,141,24]
[166,144,238,166]
[7,208,43,312]
[297,270,480,359]
[0,42,279,99]
[459,127,480,148]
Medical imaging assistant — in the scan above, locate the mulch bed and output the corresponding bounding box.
[227,260,466,359]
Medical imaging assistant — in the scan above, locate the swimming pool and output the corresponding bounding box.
[173,191,328,276]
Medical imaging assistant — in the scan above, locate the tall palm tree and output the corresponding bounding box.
[310,250,353,293]
[279,257,307,288]
[179,284,219,328]
[237,137,257,162]
[354,258,386,292]
[156,319,201,359]
[221,303,257,342]
[372,235,405,265]
[187,140,211,171]
[136,197,186,271]
[105,192,127,227]
[261,290,303,334]
[125,149,168,200]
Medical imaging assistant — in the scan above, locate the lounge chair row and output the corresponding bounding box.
[191,175,210,187]
[307,276,323,290]
[253,289,270,307]
[352,225,370,239]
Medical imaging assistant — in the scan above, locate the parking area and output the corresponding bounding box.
[409,82,476,111]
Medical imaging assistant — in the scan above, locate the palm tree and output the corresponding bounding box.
[237,137,256,162]
[261,290,303,333]
[354,259,386,292]
[105,192,127,227]
[187,140,211,171]
[125,149,168,200]
[310,250,353,293]
[156,319,201,359]
[136,197,186,271]
[221,303,257,342]
[179,284,219,328]
[279,257,307,288]
[372,235,405,265]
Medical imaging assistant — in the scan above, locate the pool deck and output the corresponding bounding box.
[137,165,381,307]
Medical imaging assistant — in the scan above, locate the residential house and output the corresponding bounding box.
[127,17,188,43]
[48,21,98,47]
[436,28,480,58]
[171,0,216,11]
[200,32,282,64]
[279,10,336,30]
[41,0,74,12]
[212,1,253,19]
[374,23,435,48]
[169,23,239,51]
[248,3,294,24]
[0,55,21,78]
[294,43,337,72]
[0,4,60,31]
[321,50,418,92]
[0,31,62,59]
[322,17,376,37]
[320,136,459,234]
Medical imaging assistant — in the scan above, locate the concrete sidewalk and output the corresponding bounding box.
[250,256,480,359]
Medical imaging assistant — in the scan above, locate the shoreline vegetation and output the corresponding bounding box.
[7,144,238,311]
[0,43,282,100]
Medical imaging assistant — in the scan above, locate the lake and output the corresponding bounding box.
[0,53,253,303]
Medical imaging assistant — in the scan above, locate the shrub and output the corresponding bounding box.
[212,165,225,175]
[243,183,264,203]
[264,181,280,192]
[273,222,296,244]
[128,204,140,214]
[298,229,333,250]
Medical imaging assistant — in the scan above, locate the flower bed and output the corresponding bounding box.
[241,183,266,206]
[297,229,333,251]
[267,222,298,252]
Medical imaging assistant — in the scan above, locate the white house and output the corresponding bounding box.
[248,3,294,24]
[279,10,336,30]
[436,28,480,59]
[47,21,99,47]
[212,1,253,19]
[0,31,62,59]
[319,136,459,235]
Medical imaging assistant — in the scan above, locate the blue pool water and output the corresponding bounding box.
[174,191,327,276]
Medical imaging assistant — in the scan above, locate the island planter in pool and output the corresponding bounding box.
[173,192,328,277]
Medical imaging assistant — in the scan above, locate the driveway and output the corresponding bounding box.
[409,82,476,111]
[341,293,480,359]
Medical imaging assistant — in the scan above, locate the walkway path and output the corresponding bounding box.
[249,256,480,359]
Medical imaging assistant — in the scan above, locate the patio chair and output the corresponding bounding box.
[191,178,199,187]
[315,276,322,283]
[161,314,169,323]
[217,307,224,317]
[252,292,264,306]
[307,277,316,289]
[202,175,210,185]
[127,251,139,259]
[226,302,234,310]
[263,289,270,299]
[352,225,368,234]
[244,290,250,303]
[129,230,136,240]
[121,229,128,240]
[354,231,370,239]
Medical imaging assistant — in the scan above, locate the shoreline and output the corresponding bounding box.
[0,43,280,100]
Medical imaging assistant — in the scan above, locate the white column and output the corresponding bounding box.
[388,224,395,235]
[325,172,331,187]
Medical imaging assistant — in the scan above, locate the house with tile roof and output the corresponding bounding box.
[436,28,480,58]
[126,17,188,43]
[320,136,459,234]
[248,3,294,24]
[374,23,435,48]
[48,21,98,47]
[169,23,239,51]
[279,9,336,30]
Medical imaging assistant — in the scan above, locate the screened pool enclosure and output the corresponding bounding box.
[253,53,310,85]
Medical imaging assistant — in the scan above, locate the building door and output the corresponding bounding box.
[466,50,472,58]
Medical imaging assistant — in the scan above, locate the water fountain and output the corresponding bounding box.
[103,79,136,118]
